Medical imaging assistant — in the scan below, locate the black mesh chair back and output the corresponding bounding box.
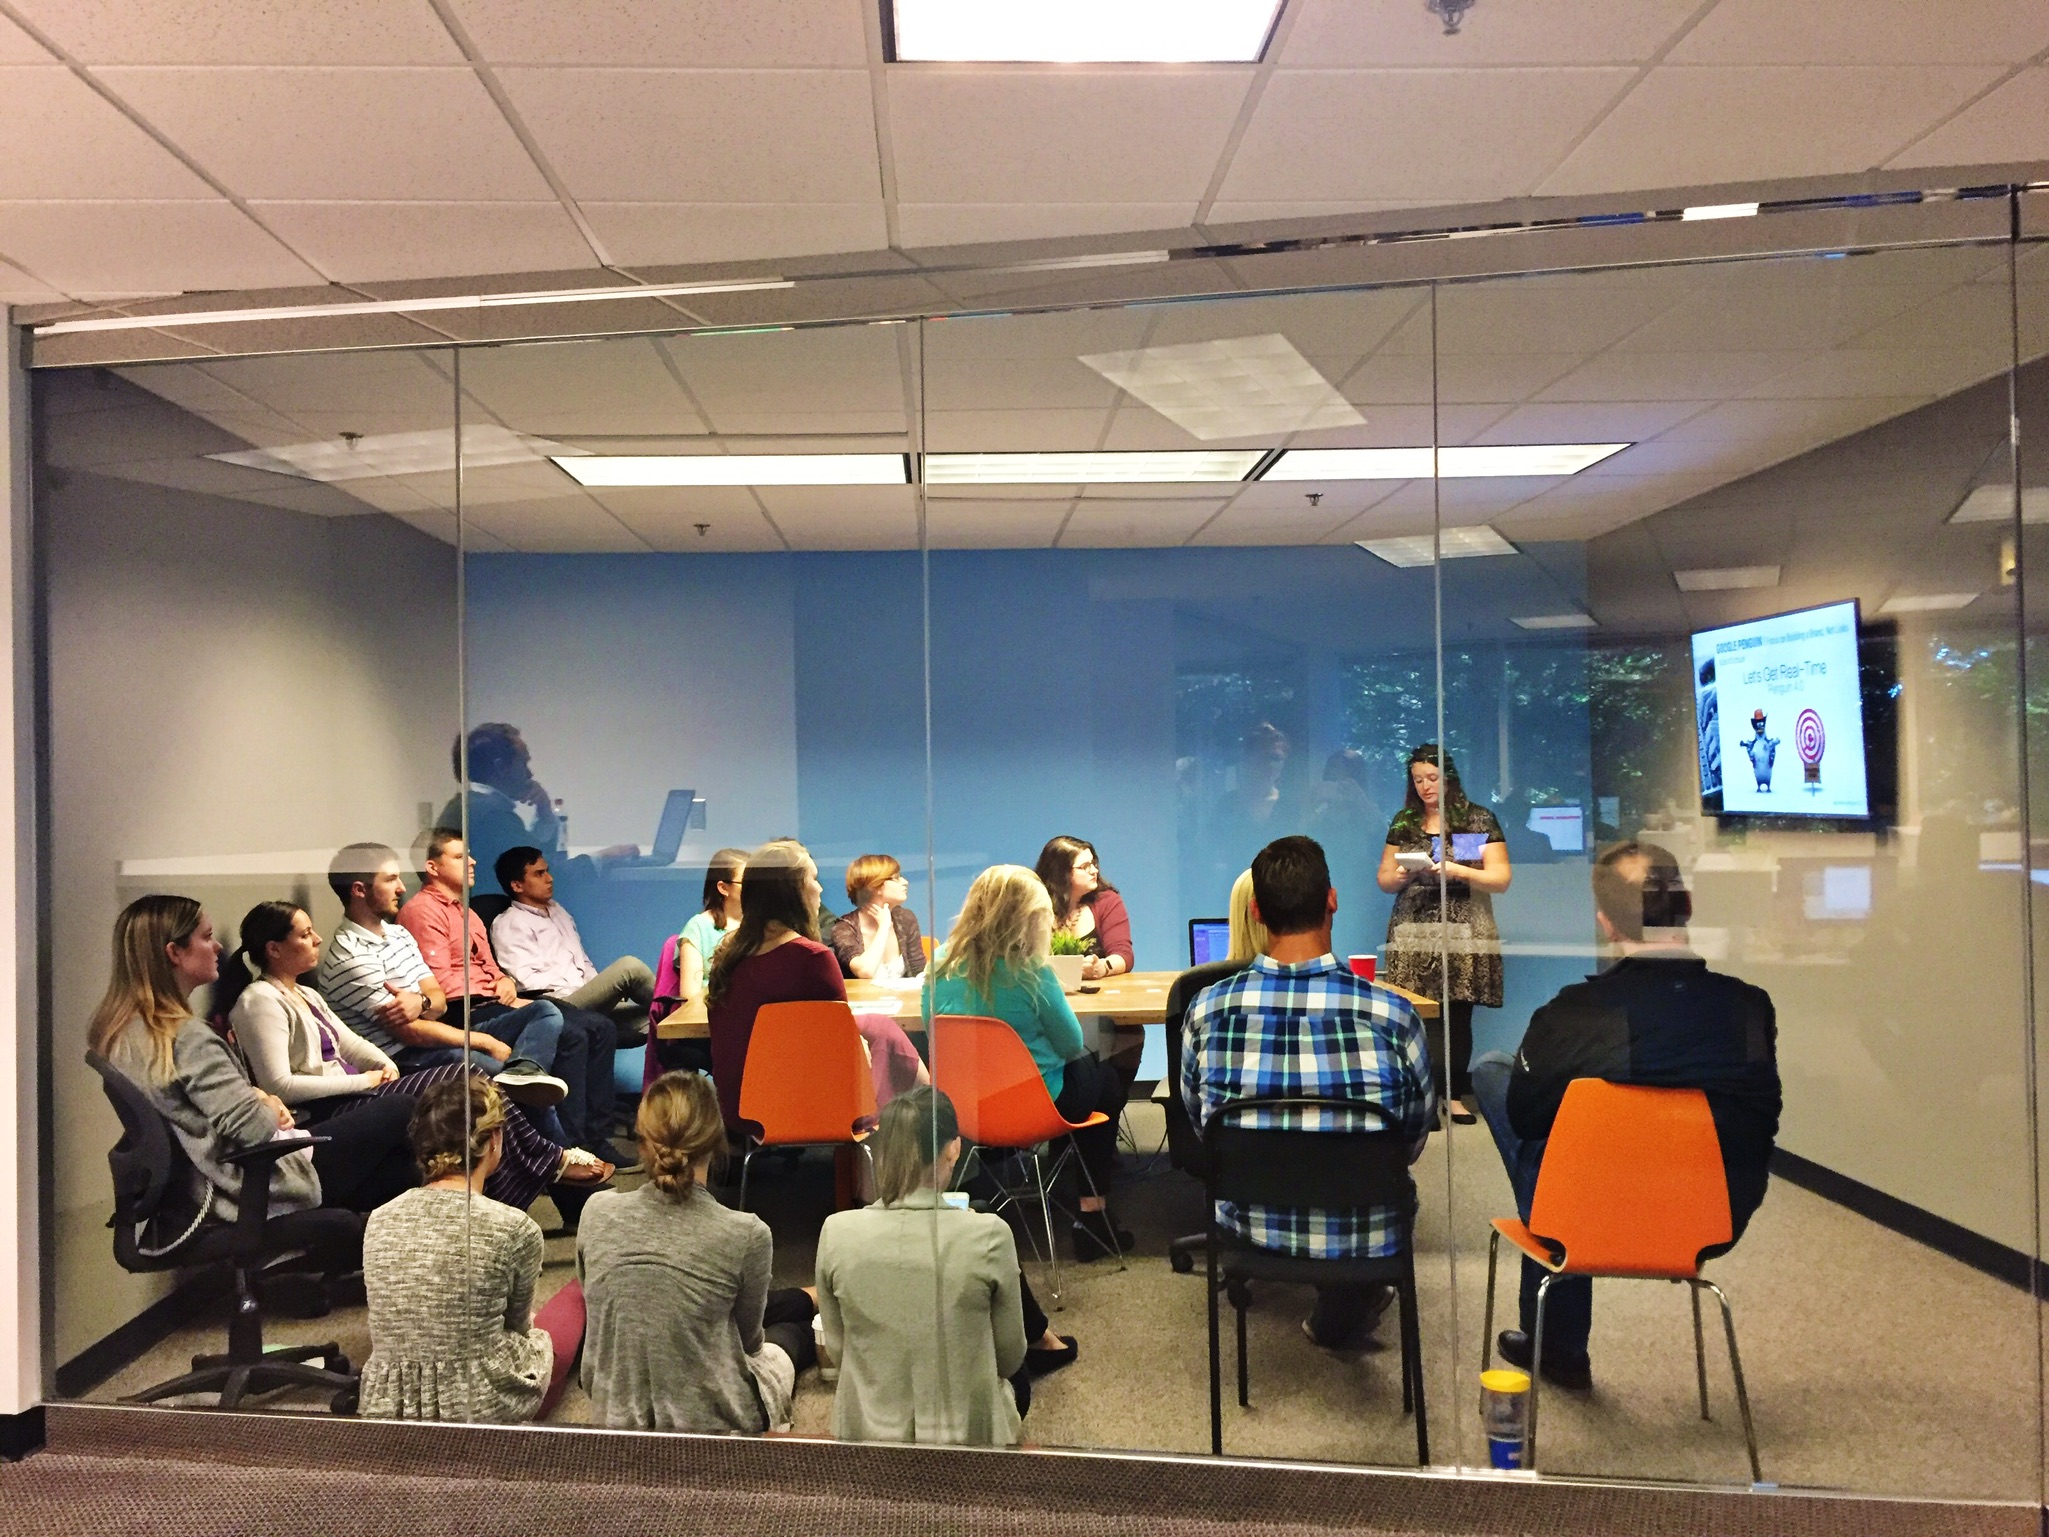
[87,1051,204,1273]
[1162,959,1245,1175]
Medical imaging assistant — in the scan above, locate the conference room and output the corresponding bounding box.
[35,187,2049,1498]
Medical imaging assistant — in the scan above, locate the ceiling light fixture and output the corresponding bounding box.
[552,454,909,487]
[34,276,798,337]
[1681,202,1761,222]
[1078,334,1364,441]
[1357,526,1518,567]
[1510,613,1597,630]
[1673,565,1781,592]
[888,0,1285,62]
[1424,0,1476,34]
[211,425,573,482]
[1879,592,1981,614]
[926,450,1263,484]
[1947,484,2049,524]
[1266,443,1628,480]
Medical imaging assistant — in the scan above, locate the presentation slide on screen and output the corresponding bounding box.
[1692,600,1869,818]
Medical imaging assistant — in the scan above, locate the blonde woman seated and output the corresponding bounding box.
[817,1088,1074,1446]
[923,865,1129,1262]
[577,1071,818,1433]
[359,1075,557,1423]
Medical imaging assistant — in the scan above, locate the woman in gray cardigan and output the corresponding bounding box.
[577,1070,817,1432]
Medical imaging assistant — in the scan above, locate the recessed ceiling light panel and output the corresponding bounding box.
[1673,565,1781,592]
[1357,526,1518,567]
[925,451,1262,484]
[211,425,571,482]
[1681,202,1760,221]
[553,454,909,487]
[1077,334,1363,441]
[1266,443,1628,480]
[1511,613,1598,630]
[1880,592,1981,614]
[890,0,1285,62]
[1948,485,2049,524]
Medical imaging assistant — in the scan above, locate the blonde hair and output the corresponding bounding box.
[637,1071,726,1197]
[1227,869,1269,964]
[409,1074,506,1183]
[87,894,205,1082]
[844,853,901,906]
[933,865,1051,998]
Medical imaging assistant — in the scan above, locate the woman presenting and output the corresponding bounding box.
[1376,744,1511,1124]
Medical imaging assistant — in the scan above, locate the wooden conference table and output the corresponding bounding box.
[654,968,1439,1040]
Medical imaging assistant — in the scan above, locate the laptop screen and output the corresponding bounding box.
[1188,918,1231,968]
[650,788,696,864]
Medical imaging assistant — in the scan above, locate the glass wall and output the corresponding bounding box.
[33,193,2047,1507]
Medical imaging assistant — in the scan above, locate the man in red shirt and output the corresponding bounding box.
[400,827,630,1168]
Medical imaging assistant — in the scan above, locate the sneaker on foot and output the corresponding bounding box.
[495,1059,568,1108]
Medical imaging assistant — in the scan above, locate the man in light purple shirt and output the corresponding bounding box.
[490,845,654,1044]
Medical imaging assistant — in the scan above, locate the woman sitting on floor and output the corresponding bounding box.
[924,864,1129,1261]
[578,1070,818,1433]
[359,1075,576,1423]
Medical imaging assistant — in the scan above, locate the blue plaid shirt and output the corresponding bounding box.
[1180,954,1435,1259]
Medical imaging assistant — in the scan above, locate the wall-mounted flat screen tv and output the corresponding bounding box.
[1692,599,1872,820]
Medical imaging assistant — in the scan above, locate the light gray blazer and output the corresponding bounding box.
[230,978,395,1106]
[815,1188,1027,1447]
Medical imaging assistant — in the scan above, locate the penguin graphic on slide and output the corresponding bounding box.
[1743,709,1778,792]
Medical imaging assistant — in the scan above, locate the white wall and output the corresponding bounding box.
[42,405,457,1363]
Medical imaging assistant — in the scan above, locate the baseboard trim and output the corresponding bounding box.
[0,1405,45,1460]
[1770,1148,2044,1293]
[51,1270,226,1400]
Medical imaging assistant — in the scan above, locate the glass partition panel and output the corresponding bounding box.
[39,347,463,1408]
[1435,238,2036,1495]
[921,287,1459,1465]
[454,320,930,1432]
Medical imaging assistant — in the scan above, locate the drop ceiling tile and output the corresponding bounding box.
[922,307,1153,361]
[498,68,880,202]
[1282,0,1702,66]
[0,256,61,303]
[446,0,868,65]
[924,356,1118,412]
[462,497,650,552]
[1536,349,1797,402]
[0,14,49,61]
[923,408,1116,452]
[1613,283,1937,352]
[925,498,1069,549]
[0,201,322,294]
[12,0,465,63]
[1204,200,1429,226]
[596,501,785,552]
[102,67,554,200]
[1741,348,1997,402]
[1655,396,1933,444]
[460,339,708,437]
[0,68,214,197]
[1145,289,1424,357]
[897,202,1196,249]
[1669,0,2049,65]
[580,202,888,266]
[665,324,907,413]
[1059,496,1226,546]
[926,484,1082,501]
[1891,67,2049,170]
[889,70,1252,204]
[586,484,763,530]
[248,201,593,282]
[1435,283,1677,355]
[1477,401,1705,444]
[1217,69,1634,204]
[700,411,909,436]
[1539,65,2003,196]
[1190,507,1347,546]
[1436,352,1583,404]
[1227,479,1403,516]
[202,348,459,419]
[766,488,919,550]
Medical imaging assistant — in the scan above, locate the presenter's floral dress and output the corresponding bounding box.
[1380,805,1506,1009]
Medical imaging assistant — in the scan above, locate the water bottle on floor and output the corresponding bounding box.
[1480,1368,1531,1468]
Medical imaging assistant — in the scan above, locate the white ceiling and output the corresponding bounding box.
[1,0,2045,304]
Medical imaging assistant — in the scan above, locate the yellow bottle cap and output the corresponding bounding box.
[1480,1369,1531,1394]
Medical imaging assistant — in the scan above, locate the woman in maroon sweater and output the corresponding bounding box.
[705,839,927,1138]
[1034,835,1142,1090]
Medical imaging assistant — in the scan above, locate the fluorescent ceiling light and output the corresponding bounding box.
[1077,334,1362,441]
[1357,526,1518,567]
[1880,592,1981,614]
[211,425,571,482]
[1510,613,1597,630]
[925,451,1262,484]
[553,454,908,487]
[1673,565,1781,592]
[890,0,1283,62]
[1948,484,2049,524]
[34,276,796,336]
[1681,202,1760,222]
[1266,444,1628,480]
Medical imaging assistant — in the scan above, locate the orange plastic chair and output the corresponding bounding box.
[1482,1078,1760,1479]
[921,934,934,963]
[735,1000,877,1209]
[931,1014,1120,1299]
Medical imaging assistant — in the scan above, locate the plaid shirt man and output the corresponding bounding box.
[1181,954,1435,1259]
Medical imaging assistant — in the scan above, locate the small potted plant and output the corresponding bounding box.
[1047,930,1090,993]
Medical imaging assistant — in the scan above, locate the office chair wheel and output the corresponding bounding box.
[324,1352,351,1377]
[1170,1247,1195,1275]
[329,1383,359,1416]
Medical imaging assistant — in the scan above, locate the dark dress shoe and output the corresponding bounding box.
[1070,1212,1133,1261]
[1026,1335,1079,1375]
[1497,1329,1593,1391]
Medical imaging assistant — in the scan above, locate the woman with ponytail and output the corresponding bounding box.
[576,1070,817,1432]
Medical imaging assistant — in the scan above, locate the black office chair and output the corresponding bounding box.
[1202,1095,1428,1466]
[469,892,513,930]
[1163,959,1246,1275]
[87,1053,361,1413]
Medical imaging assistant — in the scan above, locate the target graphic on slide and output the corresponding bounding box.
[1796,708,1825,791]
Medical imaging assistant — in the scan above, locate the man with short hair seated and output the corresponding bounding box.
[490,845,654,1045]
[397,829,630,1171]
[1181,835,1436,1349]
[1474,840,1781,1391]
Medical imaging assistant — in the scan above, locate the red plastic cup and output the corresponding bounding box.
[1347,954,1377,981]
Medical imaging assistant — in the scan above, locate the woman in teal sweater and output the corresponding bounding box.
[924,865,1129,1261]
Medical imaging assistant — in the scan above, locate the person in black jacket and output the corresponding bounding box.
[1471,840,1780,1389]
